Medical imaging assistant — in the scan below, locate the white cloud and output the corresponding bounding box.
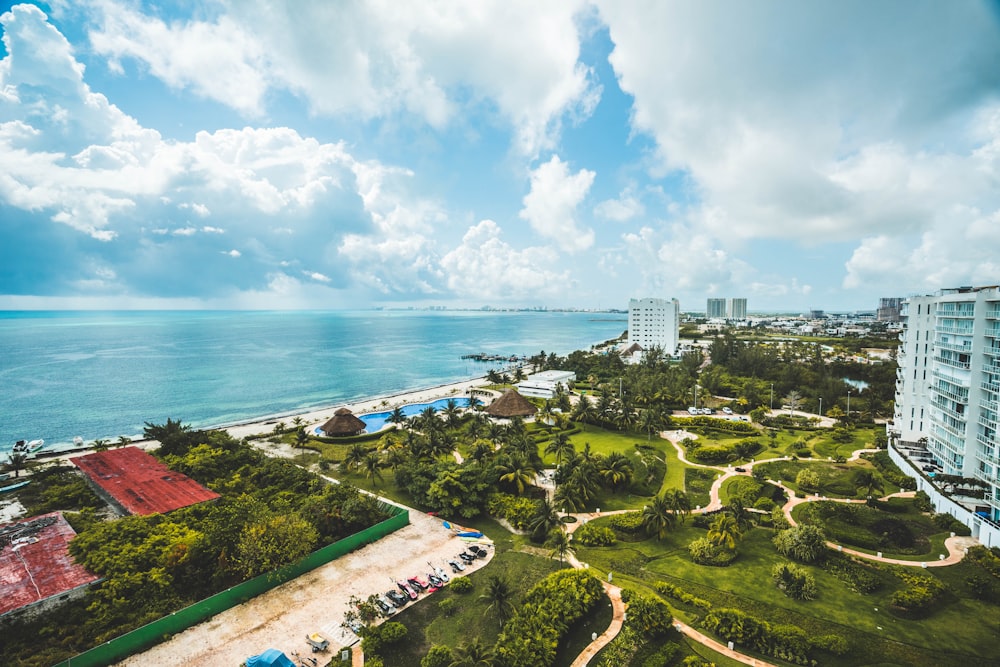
[597,0,1000,290]
[224,249,241,258]
[303,270,331,283]
[202,225,224,234]
[440,220,570,300]
[84,0,598,156]
[172,227,197,236]
[520,155,595,252]
[594,186,644,222]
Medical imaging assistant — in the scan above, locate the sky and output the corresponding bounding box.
[1,1,999,312]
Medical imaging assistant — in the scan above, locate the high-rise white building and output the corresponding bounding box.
[706,298,726,318]
[892,285,1000,545]
[628,298,680,356]
[728,298,748,320]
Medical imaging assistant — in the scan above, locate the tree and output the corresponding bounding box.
[450,637,495,667]
[92,438,110,452]
[795,469,821,493]
[572,394,596,424]
[344,443,367,472]
[544,431,575,465]
[480,575,516,624]
[854,468,884,500]
[6,452,27,478]
[599,451,634,492]
[664,488,692,523]
[497,455,537,495]
[116,435,132,448]
[528,497,561,542]
[783,390,803,414]
[641,494,676,540]
[707,513,742,551]
[234,512,318,579]
[545,528,574,564]
[144,417,195,456]
[364,452,384,486]
[387,407,407,427]
[295,428,309,449]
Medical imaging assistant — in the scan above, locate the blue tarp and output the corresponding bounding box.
[246,649,295,667]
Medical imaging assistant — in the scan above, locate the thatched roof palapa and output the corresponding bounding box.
[485,389,538,418]
[320,407,367,437]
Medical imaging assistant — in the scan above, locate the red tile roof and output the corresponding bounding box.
[0,512,100,616]
[72,447,219,515]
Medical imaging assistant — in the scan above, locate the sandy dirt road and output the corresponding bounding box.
[115,510,493,666]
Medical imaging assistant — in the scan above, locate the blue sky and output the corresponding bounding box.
[1,1,999,312]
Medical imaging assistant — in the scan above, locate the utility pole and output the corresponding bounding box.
[847,389,851,418]
[819,397,822,418]
[770,383,774,411]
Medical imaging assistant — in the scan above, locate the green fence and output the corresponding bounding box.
[55,505,409,667]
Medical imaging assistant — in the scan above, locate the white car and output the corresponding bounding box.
[688,406,699,415]
[722,407,733,415]
[701,407,712,415]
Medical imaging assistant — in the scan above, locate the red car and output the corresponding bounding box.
[397,580,418,600]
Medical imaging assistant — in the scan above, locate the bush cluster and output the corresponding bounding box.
[624,593,674,638]
[771,562,818,600]
[486,492,537,530]
[573,521,617,546]
[819,553,882,593]
[653,581,713,612]
[494,569,605,667]
[889,571,946,618]
[630,444,668,495]
[688,537,737,566]
[931,512,972,536]
[773,525,827,563]
[449,576,473,593]
[671,416,757,433]
[609,511,645,535]
[703,608,847,665]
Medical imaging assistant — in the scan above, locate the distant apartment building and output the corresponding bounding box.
[728,297,748,321]
[628,297,680,356]
[891,285,1000,546]
[706,298,727,318]
[878,297,904,322]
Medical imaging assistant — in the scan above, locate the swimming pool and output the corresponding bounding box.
[315,397,473,435]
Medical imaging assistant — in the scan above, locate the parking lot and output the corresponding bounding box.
[115,509,494,666]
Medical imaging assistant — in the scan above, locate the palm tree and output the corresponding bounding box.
[443,399,463,429]
[528,498,561,541]
[385,447,407,473]
[470,439,495,468]
[641,494,676,540]
[387,406,407,427]
[273,421,286,435]
[344,443,367,472]
[292,416,304,430]
[7,452,27,478]
[854,469,885,500]
[116,435,132,448]
[295,428,309,449]
[726,498,755,533]
[707,513,742,551]
[572,395,595,424]
[450,637,495,667]
[545,528,574,564]
[663,488,692,523]
[554,482,587,513]
[92,438,110,452]
[363,452,383,486]
[497,455,537,495]
[480,575,515,624]
[599,451,633,492]
[544,432,575,465]
[485,369,502,385]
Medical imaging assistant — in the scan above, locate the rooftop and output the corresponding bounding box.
[72,447,220,515]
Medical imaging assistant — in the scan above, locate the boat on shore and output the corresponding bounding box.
[11,439,45,457]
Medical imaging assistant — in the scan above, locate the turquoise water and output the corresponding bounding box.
[0,310,625,454]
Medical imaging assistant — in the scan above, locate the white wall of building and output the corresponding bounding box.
[628,297,680,356]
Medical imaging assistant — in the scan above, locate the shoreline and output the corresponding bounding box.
[28,374,492,462]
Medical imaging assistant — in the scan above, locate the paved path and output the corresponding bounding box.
[569,580,625,667]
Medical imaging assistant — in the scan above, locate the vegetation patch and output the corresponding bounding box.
[797,500,943,556]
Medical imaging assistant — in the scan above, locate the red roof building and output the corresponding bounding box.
[72,447,220,516]
[0,512,100,617]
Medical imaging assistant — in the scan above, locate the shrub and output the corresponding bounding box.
[889,571,946,618]
[421,645,454,667]
[773,525,827,563]
[361,620,407,654]
[733,438,762,459]
[753,497,776,512]
[487,492,537,530]
[690,444,738,464]
[795,469,821,493]
[771,562,818,600]
[820,553,882,593]
[625,594,674,637]
[913,490,933,512]
[609,511,645,535]
[865,451,918,490]
[450,576,473,593]
[727,476,764,506]
[639,642,680,667]
[437,598,456,616]
[574,521,617,546]
[689,537,737,566]
[654,581,713,612]
[813,633,850,656]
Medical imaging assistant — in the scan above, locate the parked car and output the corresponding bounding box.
[688,406,699,415]
[448,559,466,572]
[468,546,488,559]
[373,596,395,616]
[408,575,430,590]
[432,565,450,583]
[386,589,408,607]
[701,407,713,415]
[458,552,476,563]
[734,467,746,473]
[722,407,733,415]
[397,580,418,600]
[427,572,444,588]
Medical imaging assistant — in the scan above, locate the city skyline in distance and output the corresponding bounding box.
[1,2,999,312]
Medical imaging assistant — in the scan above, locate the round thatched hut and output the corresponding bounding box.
[319,408,367,437]
[485,389,538,418]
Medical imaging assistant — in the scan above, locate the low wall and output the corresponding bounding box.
[888,445,1000,548]
[53,504,409,667]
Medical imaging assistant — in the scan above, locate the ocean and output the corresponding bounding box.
[0,310,626,455]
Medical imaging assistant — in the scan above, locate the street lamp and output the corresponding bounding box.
[847,389,851,418]
[818,397,823,418]
[770,383,774,411]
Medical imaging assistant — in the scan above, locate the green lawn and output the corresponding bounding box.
[574,519,1000,666]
